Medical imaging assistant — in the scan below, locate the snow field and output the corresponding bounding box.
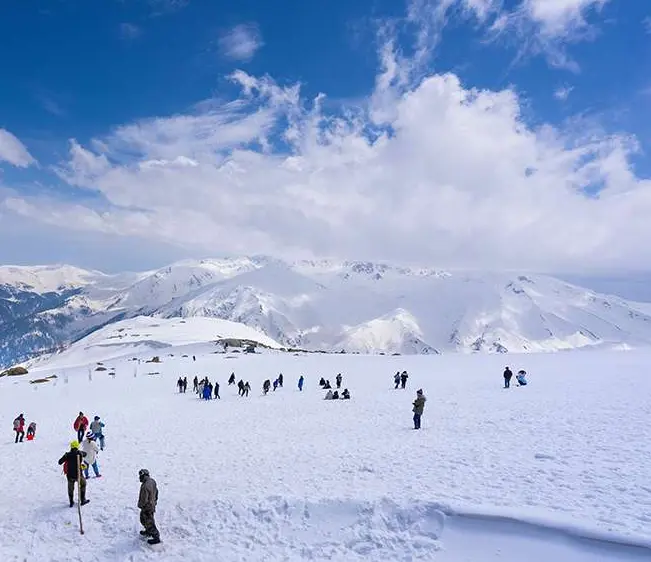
[2,349,651,561]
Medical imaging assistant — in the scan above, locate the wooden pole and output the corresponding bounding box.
[76,454,84,535]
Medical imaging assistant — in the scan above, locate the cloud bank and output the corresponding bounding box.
[3,0,649,274]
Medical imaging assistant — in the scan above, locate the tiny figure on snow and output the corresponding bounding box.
[82,432,101,478]
[74,412,89,442]
[336,373,342,389]
[298,375,304,392]
[263,379,271,395]
[198,379,205,397]
[193,376,199,393]
[323,380,332,390]
[214,381,220,399]
[394,372,401,389]
[332,390,340,400]
[273,379,279,391]
[324,389,334,400]
[278,373,284,387]
[202,382,212,400]
[228,372,236,385]
[319,377,326,387]
[243,381,251,397]
[58,440,89,508]
[89,416,106,450]
[13,414,25,443]
[237,379,245,396]
[342,389,350,400]
[412,389,426,430]
[400,371,409,390]
[516,370,528,386]
[138,468,160,545]
[177,377,184,393]
[182,377,188,393]
[192,355,196,362]
[26,421,37,440]
[503,367,513,389]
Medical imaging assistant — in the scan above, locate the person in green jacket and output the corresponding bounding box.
[412,389,426,430]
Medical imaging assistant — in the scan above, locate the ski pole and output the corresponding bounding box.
[77,455,84,535]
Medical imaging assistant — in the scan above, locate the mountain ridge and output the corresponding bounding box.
[2,256,651,367]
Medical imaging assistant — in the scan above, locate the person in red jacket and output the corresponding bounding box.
[13,414,25,443]
[73,412,89,442]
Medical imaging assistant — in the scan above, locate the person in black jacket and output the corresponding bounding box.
[503,367,513,389]
[58,440,90,508]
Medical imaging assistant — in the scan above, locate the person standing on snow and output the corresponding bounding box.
[193,376,199,393]
[214,381,220,399]
[237,379,245,396]
[177,377,184,393]
[503,367,513,389]
[138,468,160,545]
[278,373,284,388]
[394,372,401,389]
[182,377,188,393]
[13,414,25,443]
[298,375,304,391]
[73,412,89,443]
[412,389,426,430]
[202,382,212,400]
[263,379,271,395]
[243,381,251,397]
[228,373,236,386]
[336,373,343,389]
[273,379,279,392]
[89,416,106,450]
[82,433,101,478]
[26,421,37,440]
[400,371,409,389]
[58,440,90,507]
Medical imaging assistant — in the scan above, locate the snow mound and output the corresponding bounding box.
[28,316,283,370]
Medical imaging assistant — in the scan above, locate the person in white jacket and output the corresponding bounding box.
[81,432,102,478]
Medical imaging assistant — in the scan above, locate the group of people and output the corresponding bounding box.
[502,367,528,388]
[12,414,36,443]
[394,371,409,389]
[319,374,351,400]
[263,373,284,395]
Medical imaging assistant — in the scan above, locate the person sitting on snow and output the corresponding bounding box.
[342,389,350,400]
[332,391,340,399]
[323,380,332,389]
[26,421,37,440]
[324,390,334,400]
[516,370,528,386]
[319,377,326,387]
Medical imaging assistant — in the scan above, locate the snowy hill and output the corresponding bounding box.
[3,257,651,367]
[2,347,651,560]
[25,316,283,371]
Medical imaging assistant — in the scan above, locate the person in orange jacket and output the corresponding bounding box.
[73,412,89,442]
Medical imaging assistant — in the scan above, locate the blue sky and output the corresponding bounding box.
[1,0,651,275]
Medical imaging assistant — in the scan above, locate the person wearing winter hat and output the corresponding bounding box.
[412,389,426,430]
[138,468,160,545]
[89,416,105,450]
[58,440,90,507]
[82,432,101,478]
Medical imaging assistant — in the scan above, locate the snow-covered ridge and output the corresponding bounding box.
[3,256,651,367]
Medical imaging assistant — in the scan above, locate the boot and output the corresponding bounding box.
[81,499,90,506]
[147,537,161,545]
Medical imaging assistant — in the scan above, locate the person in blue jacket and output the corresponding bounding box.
[298,375,304,391]
[516,370,528,386]
[202,382,212,400]
[89,416,106,451]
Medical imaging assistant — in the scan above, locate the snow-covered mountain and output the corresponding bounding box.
[2,257,651,367]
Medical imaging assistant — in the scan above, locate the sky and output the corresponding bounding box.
[1,0,651,275]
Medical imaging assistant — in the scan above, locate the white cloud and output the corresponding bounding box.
[5,49,651,274]
[523,0,609,37]
[218,23,263,62]
[0,129,36,168]
[119,23,142,41]
[554,85,574,101]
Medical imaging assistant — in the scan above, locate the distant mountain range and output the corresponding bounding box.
[2,256,651,368]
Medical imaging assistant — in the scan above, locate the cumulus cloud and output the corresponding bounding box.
[0,129,36,168]
[218,23,263,62]
[2,0,645,274]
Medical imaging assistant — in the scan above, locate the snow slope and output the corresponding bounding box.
[26,316,283,370]
[1,348,651,561]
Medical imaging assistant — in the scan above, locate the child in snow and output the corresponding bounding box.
[26,421,37,440]
[82,433,101,478]
[13,414,25,443]
[516,370,528,386]
[412,389,426,430]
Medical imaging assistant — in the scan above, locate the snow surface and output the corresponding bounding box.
[2,345,651,561]
[25,316,282,371]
